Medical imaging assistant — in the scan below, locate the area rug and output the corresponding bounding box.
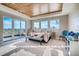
[5,40,69,56]
[2,46,70,56]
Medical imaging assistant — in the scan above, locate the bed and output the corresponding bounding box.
[29,32,51,43]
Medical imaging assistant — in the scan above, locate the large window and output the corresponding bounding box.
[50,20,59,29]
[41,21,48,29]
[3,16,26,41]
[3,16,12,37]
[32,19,60,29]
[14,20,21,37]
[3,16,12,29]
[33,21,40,29]
[21,21,26,29]
[20,21,26,36]
[14,20,26,37]
[14,20,20,29]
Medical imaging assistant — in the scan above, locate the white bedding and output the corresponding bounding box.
[30,32,51,42]
[43,32,51,42]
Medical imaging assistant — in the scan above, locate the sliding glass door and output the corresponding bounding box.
[3,16,26,41]
[14,20,21,38]
[3,16,12,41]
[20,21,26,36]
[14,20,26,38]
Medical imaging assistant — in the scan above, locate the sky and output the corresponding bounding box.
[3,17,12,29]
[3,17,25,29]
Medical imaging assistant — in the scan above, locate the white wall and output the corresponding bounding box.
[68,4,79,55]
[0,15,3,44]
[69,4,79,32]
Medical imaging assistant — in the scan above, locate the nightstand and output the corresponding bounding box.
[51,32,56,39]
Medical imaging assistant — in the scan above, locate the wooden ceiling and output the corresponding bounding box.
[2,3,33,16]
[2,3,63,17]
